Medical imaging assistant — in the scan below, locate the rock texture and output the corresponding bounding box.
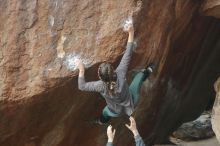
[202,0,220,18]
[173,112,214,141]
[171,137,220,146]
[0,0,139,100]
[0,0,220,146]
[212,78,220,143]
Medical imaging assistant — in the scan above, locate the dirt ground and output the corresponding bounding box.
[171,136,220,146]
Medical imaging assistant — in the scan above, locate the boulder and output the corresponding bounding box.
[212,77,220,143]
[173,111,215,141]
[0,0,220,146]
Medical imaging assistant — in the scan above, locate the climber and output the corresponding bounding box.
[76,19,154,125]
[106,116,146,146]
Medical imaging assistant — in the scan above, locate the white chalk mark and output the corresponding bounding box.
[55,1,58,8]
[63,53,92,71]
[49,15,55,26]
[57,36,66,58]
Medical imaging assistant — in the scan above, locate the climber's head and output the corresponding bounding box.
[98,62,117,93]
[98,62,115,82]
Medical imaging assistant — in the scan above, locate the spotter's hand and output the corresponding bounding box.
[107,125,116,142]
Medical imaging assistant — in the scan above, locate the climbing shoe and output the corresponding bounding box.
[142,63,155,81]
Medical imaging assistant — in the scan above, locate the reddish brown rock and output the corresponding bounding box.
[0,0,220,146]
[202,0,220,18]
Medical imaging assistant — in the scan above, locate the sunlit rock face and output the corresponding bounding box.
[0,0,220,146]
[212,78,220,143]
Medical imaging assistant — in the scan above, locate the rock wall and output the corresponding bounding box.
[0,0,140,100]
[212,78,220,143]
[0,0,220,146]
[202,0,220,18]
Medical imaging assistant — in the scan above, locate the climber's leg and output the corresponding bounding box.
[129,72,145,106]
[99,106,119,124]
[129,64,154,106]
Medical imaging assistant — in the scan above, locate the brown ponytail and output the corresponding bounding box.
[98,62,117,95]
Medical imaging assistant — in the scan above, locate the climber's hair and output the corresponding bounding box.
[98,62,117,95]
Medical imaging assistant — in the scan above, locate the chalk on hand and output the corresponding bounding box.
[123,17,133,32]
[75,58,80,67]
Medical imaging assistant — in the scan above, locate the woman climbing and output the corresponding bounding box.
[76,21,154,125]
